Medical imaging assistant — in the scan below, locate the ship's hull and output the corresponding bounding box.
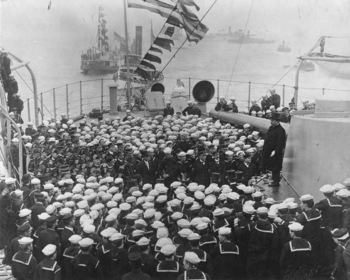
[228,38,275,44]
[81,62,118,74]
[277,46,291,52]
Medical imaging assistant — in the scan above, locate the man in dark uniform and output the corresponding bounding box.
[237,154,258,186]
[196,223,217,255]
[173,132,191,153]
[297,194,336,277]
[36,216,61,262]
[30,193,46,230]
[71,237,103,280]
[268,88,281,109]
[246,207,278,279]
[314,184,343,231]
[12,94,24,115]
[261,95,271,113]
[177,251,212,280]
[190,102,201,117]
[20,174,32,208]
[215,98,230,111]
[280,107,291,123]
[279,222,313,280]
[11,237,38,280]
[155,244,184,280]
[62,235,82,280]
[25,122,37,137]
[209,150,226,185]
[135,151,156,185]
[122,245,151,280]
[158,147,178,187]
[60,214,77,253]
[182,101,193,116]
[34,244,62,280]
[210,227,242,280]
[191,151,210,187]
[249,100,261,115]
[163,101,174,117]
[229,97,239,113]
[331,228,350,280]
[260,112,286,187]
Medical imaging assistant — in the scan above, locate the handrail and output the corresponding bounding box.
[0,104,24,181]
[12,76,350,125]
[5,50,39,127]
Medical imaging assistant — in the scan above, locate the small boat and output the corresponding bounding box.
[307,52,350,78]
[80,7,118,74]
[300,61,315,72]
[277,41,291,52]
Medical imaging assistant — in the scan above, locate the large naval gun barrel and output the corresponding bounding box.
[210,98,350,202]
[209,109,289,134]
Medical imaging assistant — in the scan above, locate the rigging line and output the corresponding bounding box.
[15,70,34,94]
[271,61,299,88]
[143,0,218,93]
[225,0,255,97]
[255,61,300,103]
[14,70,53,117]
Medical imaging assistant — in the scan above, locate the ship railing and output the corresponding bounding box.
[0,84,24,184]
[20,77,349,124]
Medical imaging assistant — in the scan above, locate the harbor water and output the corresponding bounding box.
[2,0,350,121]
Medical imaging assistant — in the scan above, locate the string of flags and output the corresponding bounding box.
[128,0,209,80]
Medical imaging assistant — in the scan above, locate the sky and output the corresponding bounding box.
[1,0,350,50]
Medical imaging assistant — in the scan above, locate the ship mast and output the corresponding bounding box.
[123,0,131,109]
[97,7,102,50]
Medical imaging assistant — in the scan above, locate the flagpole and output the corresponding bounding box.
[123,0,131,109]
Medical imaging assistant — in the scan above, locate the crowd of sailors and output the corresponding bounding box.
[1,51,349,280]
[0,105,350,280]
[214,88,315,123]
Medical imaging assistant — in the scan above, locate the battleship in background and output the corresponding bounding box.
[228,29,275,44]
[80,7,118,75]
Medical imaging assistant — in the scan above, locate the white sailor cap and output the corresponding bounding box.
[213,208,225,217]
[5,177,16,184]
[42,244,56,256]
[38,212,50,221]
[136,237,150,246]
[300,194,314,202]
[336,189,349,198]
[109,233,124,242]
[77,200,89,209]
[43,183,54,190]
[101,227,117,238]
[288,222,304,232]
[256,207,269,214]
[83,224,95,234]
[178,228,193,238]
[333,183,346,191]
[114,178,123,184]
[31,178,40,185]
[18,237,33,245]
[218,227,231,236]
[68,234,82,244]
[144,208,156,219]
[252,191,263,198]
[19,208,32,217]
[184,251,201,264]
[160,244,176,256]
[320,184,335,194]
[79,237,94,247]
